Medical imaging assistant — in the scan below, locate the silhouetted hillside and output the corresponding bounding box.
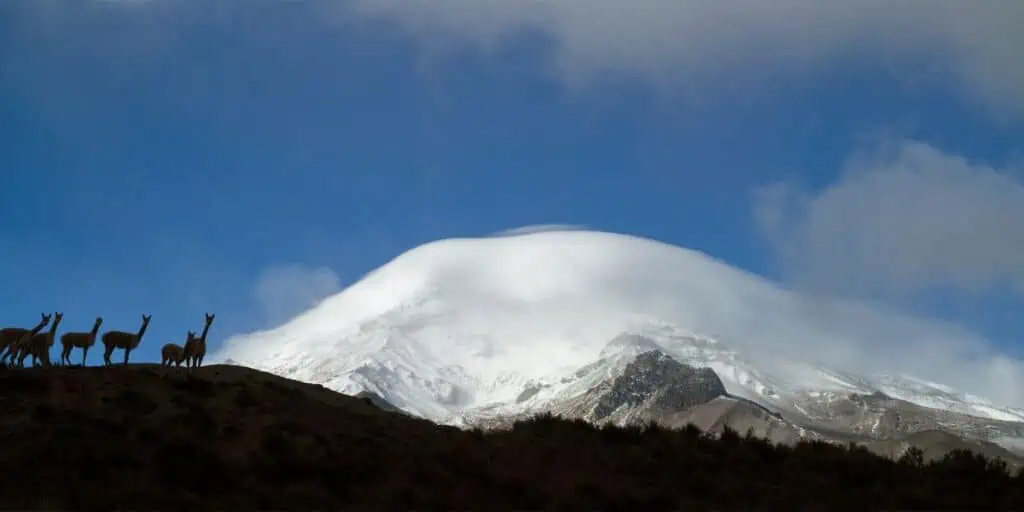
[0,364,1022,510]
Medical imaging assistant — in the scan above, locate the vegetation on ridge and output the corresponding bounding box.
[0,363,1022,510]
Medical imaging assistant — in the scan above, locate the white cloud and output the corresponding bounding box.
[754,139,1024,299]
[339,0,1024,117]
[252,263,342,327]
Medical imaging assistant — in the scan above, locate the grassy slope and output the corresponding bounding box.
[0,363,1022,510]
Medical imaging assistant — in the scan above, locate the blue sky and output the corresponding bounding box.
[1,1,1022,367]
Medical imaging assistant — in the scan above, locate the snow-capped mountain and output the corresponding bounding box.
[214,228,1024,453]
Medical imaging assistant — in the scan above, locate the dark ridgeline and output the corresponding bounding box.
[0,362,1021,510]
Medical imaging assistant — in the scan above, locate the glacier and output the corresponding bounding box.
[213,228,1024,426]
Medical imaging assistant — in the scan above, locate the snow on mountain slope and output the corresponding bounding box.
[872,375,1024,423]
[214,229,1024,424]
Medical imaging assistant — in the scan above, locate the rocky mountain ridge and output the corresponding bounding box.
[460,345,1024,465]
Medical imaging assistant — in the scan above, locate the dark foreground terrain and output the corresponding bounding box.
[2,364,1024,510]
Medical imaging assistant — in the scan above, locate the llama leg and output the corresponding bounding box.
[123,347,131,365]
[82,347,89,367]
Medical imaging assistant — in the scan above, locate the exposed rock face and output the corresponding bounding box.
[592,350,726,420]
[516,385,542,404]
[660,397,808,445]
[461,342,1024,467]
[792,390,1024,444]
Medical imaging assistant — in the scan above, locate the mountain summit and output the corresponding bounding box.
[215,229,1024,452]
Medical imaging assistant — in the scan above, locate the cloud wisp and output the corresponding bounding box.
[252,263,342,328]
[489,224,590,237]
[339,0,1024,118]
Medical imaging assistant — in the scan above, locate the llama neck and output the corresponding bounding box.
[47,317,61,338]
[89,320,101,337]
[199,321,212,343]
[29,321,47,337]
